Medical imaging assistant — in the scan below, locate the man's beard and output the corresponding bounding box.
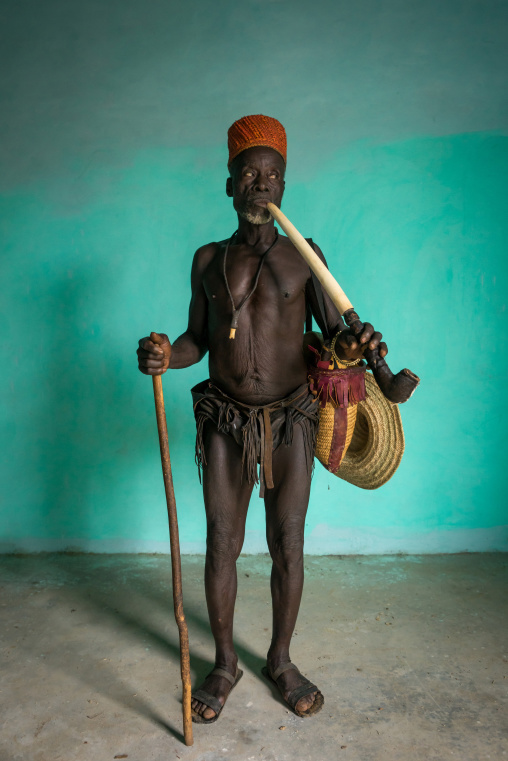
[235,199,272,225]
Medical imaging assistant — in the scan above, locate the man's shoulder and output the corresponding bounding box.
[192,241,224,269]
[276,234,325,270]
[279,234,326,264]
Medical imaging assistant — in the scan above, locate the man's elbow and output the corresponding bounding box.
[189,331,208,361]
[197,342,209,362]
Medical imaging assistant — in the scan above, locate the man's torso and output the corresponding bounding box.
[199,235,312,405]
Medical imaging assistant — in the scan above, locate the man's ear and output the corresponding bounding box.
[226,177,233,197]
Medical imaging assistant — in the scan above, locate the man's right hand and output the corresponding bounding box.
[137,332,172,375]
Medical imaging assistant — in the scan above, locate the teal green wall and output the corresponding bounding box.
[2,0,507,553]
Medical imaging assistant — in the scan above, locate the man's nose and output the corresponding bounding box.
[254,176,269,191]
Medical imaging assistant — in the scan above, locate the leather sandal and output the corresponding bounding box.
[262,661,324,717]
[191,667,243,724]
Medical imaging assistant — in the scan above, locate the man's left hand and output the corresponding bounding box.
[334,323,388,362]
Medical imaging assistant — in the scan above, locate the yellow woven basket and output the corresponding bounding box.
[315,371,405,489]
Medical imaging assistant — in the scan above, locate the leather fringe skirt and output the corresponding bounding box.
[191,381,319,497]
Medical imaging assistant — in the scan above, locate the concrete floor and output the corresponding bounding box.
[0,554,507,761]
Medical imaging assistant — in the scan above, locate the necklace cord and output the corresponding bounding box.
[223,229,279,338]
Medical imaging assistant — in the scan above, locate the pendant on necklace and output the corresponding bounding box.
[224,229,278,341]
[229,310,240,340]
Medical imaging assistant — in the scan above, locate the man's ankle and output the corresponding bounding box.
[215,652,238,674]
[267,648,290,668]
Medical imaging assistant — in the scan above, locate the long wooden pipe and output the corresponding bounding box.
[152,375,193,746]
[267,202,420,404]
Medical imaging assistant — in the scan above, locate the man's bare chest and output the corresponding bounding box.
[203,241,310,310]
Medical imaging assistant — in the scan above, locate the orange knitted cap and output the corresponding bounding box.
[228,114,287,167]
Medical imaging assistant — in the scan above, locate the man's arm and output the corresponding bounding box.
[137,244,213,375]
[305,242,388,362]
[305,242,346,339]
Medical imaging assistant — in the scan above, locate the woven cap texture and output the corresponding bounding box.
[228,115,287,166]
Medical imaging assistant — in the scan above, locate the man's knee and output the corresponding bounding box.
[267,526,304,570]
[206,521,244,567]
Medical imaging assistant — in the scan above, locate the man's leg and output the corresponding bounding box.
[191,423,254,720]
[264,423,320,714]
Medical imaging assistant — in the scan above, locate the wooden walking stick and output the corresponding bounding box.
[267,202,420,404]
[152,374,193,746]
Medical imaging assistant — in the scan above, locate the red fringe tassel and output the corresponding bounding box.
[308,363,366,410]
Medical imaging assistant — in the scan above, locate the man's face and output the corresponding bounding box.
[226,146,285,225]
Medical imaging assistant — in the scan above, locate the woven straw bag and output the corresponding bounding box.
[308,345,405,489]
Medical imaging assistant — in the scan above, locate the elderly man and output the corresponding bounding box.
[137,115,387,723]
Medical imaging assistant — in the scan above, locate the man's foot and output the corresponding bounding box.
[191,665,243,724]
[263,659,324,717]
